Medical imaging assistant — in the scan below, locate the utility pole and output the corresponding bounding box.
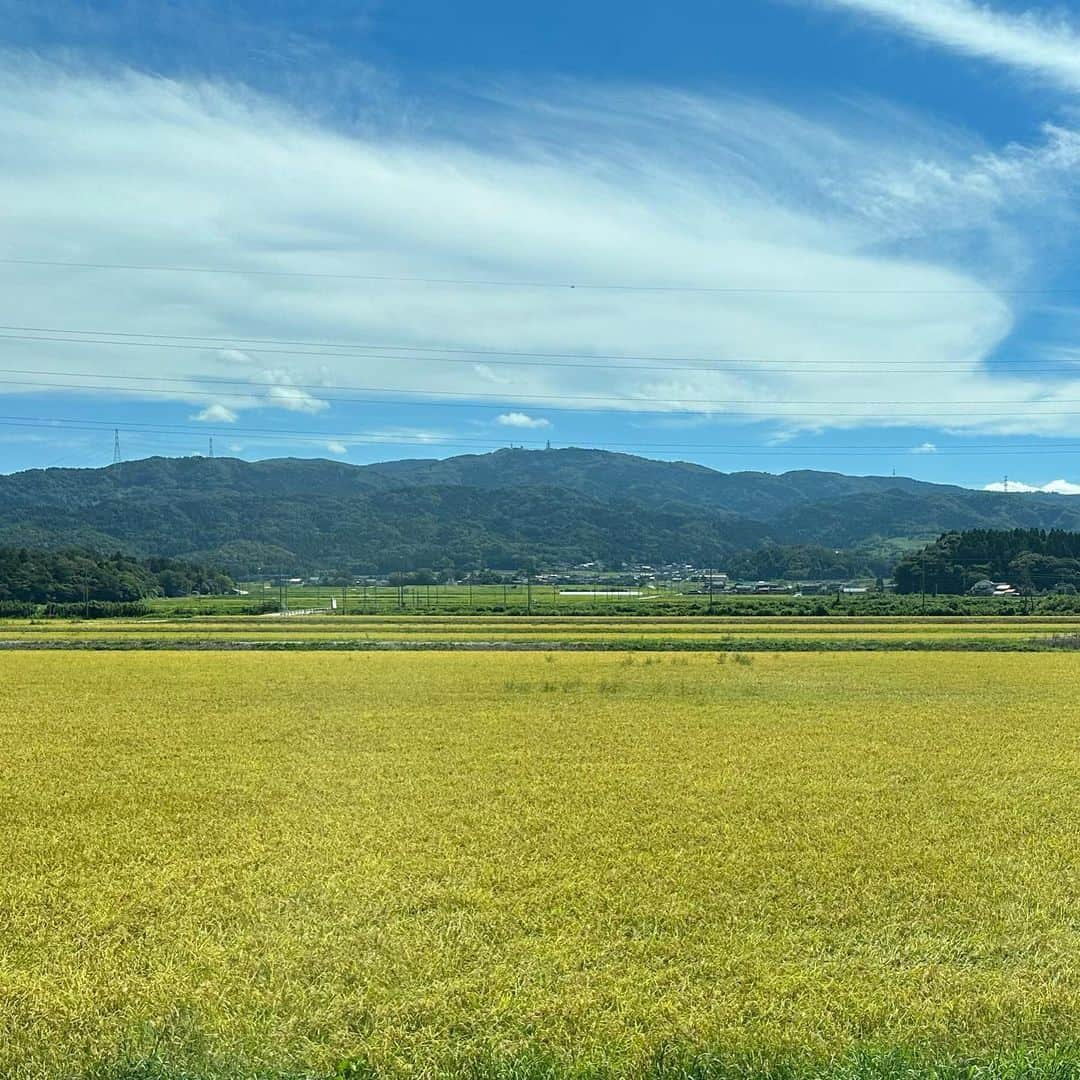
[112,429,121,465]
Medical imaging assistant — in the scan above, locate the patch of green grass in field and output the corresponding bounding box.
[2,653,1080,1078]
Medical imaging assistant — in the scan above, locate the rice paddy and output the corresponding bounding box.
[2,650,1079,1079]
[3,614,1080,650]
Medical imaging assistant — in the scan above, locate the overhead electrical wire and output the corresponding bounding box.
[2,256,1078,295]
[5,414,1080,457]
[1,331,982,375]
[0,325,1076,374]
[7,259,1079,469]
[2,371,1080,416]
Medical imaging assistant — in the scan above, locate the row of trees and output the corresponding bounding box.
[895,529,1080,595]
[0,548,233,604]
[725,543,886,581]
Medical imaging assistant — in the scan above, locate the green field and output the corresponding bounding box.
[139,584,1067,620]
[2,651,1079,1079]
[147,582,706,616]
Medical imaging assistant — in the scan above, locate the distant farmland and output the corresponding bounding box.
[2,651,1079,1079]
[5,613,1080,650]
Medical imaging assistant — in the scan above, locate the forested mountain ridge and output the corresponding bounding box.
[4,448,1080,574]
[0,448,960,515]
[360,449,945,517]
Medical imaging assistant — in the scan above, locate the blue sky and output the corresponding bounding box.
[3,0,1080,491]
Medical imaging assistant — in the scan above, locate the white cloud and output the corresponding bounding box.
[365,428,451,445]
[911,441,938,454]
[217,349,255,365]
[1,56,1079,437]
[326,441,348,455]
[984,478,1080,494]
[265,384,329,414]
[497,412,551,429]
[812,0,1080,92]
[842,123,1080,248]
[192,403,238,423]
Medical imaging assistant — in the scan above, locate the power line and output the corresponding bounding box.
[0,319,1071,371]
[6,413,1080,457]
[5,370,1080,415]
[1,258,1076,303]
[0,332,929,375]
[0,331,1015,375]
[4,257,1068,294]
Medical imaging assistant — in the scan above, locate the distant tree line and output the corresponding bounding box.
[0,548,233,605]
[725,544,886,581]
[895,529,1080,595]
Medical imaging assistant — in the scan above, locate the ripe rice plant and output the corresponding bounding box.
[1,652,1078,1079]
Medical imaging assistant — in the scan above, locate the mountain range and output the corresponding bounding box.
[3,448,1080,575]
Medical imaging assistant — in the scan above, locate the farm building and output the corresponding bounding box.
[969,579,1020,597]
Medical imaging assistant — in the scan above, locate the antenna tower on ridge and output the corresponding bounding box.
[112,429,121,465]
[209,436,215,459]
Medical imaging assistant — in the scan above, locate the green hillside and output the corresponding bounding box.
[4,448,1080,574]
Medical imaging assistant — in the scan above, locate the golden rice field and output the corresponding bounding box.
[3,614,1080,649]
[2,651,1079,1079]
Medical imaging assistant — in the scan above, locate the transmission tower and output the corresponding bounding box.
[112,429,121,465]
[208,436,215,459]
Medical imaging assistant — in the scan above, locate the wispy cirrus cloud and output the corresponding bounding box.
[2,54,1080,438]
[811,0,1080,92]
